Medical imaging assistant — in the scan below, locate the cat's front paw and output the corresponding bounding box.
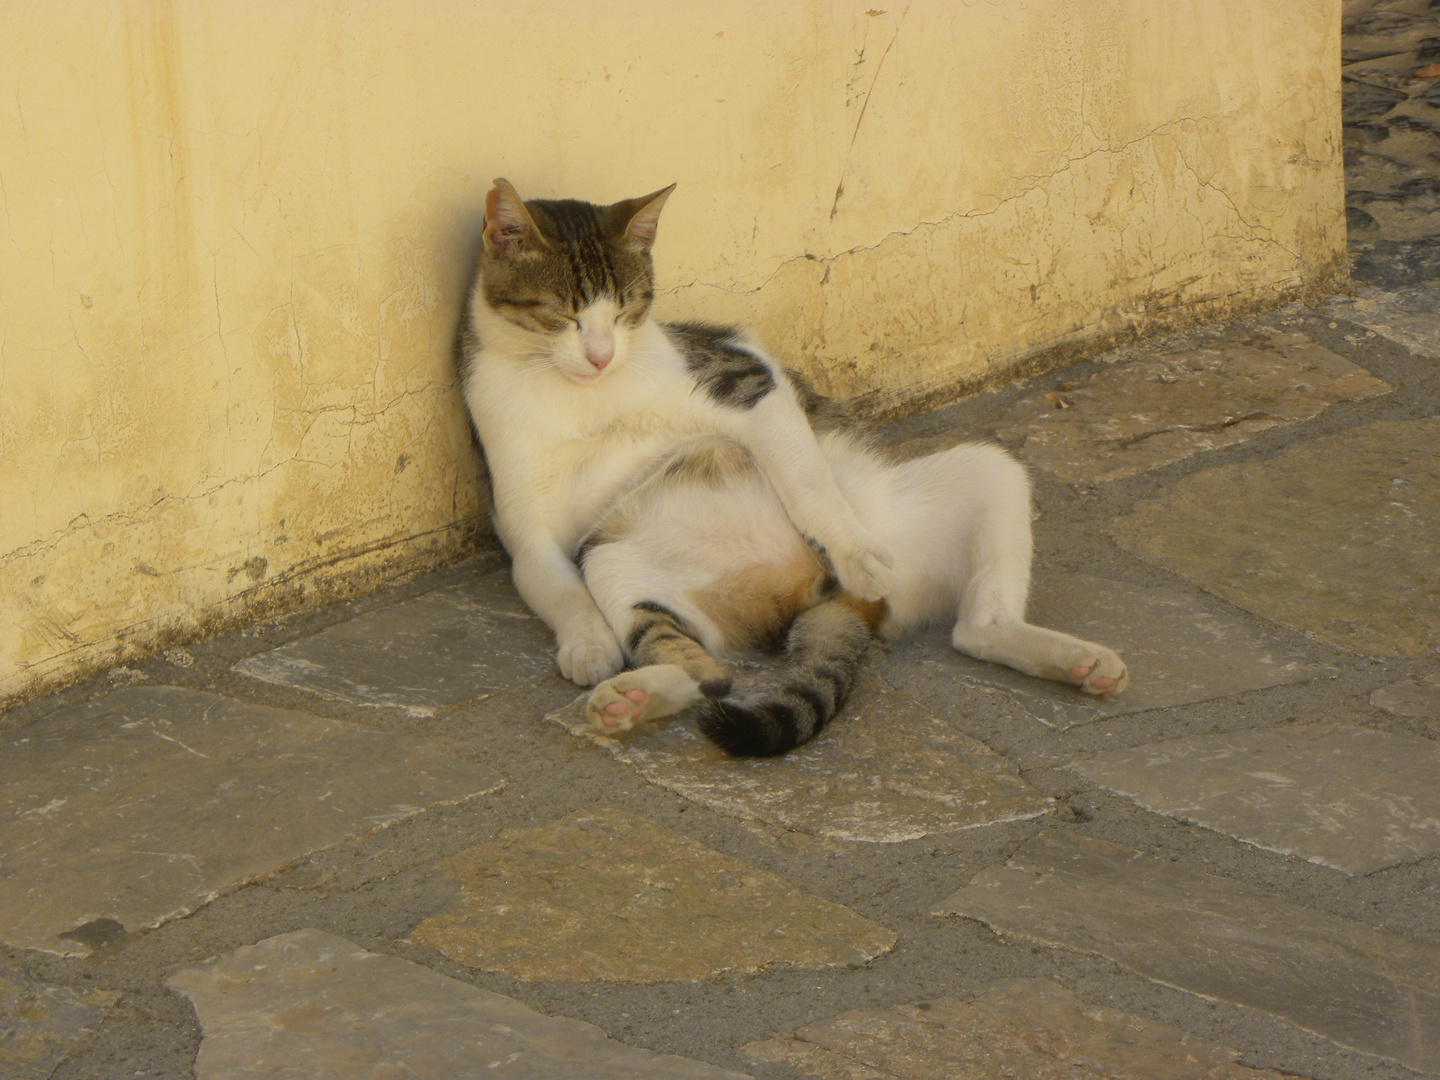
[833,535,895,602]
[556,623,624,686]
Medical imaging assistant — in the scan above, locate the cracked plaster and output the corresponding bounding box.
[0,1,1343,703]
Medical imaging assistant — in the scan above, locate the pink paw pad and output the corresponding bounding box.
[601,687,647,727]
[1070,664,1117,693]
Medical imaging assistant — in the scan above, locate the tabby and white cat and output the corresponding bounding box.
[460,179,1126,756]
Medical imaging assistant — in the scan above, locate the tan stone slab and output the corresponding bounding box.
[1110,418,1440,656]
[876,575,1330,729]
[990,331,1388,483]
[1371,672,1440,719]
[549,678,1051,842]
[235,569,556,713]
[409,810,895,982]
[0,687,502,955]
[744,977,1290,1079]
[0,965,117,1080]
[1067,723,1440,874]
[1321,284,1440,359]
[168,928,750,1079]
[936,830,1440,1071]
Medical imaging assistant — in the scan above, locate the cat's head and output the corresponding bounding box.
[478,178,674,382]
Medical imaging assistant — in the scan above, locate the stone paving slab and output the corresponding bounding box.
[743,977,1291,1079]
[875,575,1329,729]
[409,809,895,982]
[987,331,1388,483]
[549,678,1051,842]
[1371,672,1440,721]
[1110,417,1440,657]
[0,964,118,1080]
[1341,2,1440,250]
[1321,284,1440,359]
[167,928,751,1080]
[1066,723,1440,874]
[235,569,555,712]
[936,830,1440,1071]
[0,686,502,956]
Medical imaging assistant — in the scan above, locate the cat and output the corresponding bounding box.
[460,178,1127,756]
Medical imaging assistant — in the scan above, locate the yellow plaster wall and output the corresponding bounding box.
[0,0,1343,704]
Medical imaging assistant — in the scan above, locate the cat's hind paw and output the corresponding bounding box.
[1067,649,1128,695]
[585,665,704,734]
[833,536,895,602]
[588,682,650,733]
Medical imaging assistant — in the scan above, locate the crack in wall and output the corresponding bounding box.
[0,385,452,570]
[689,114,1311,302]
[831,5,908,221]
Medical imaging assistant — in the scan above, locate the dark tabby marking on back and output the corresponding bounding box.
[664,321,776,409]
[697,595,886,757]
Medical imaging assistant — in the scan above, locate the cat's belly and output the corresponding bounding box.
[549,429,693,550]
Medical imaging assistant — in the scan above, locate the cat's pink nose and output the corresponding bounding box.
[585,346,613,370]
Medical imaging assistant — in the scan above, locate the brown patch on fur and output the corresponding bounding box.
[688,547,828,652]
[660,438,755,489]
[837,592,889,634]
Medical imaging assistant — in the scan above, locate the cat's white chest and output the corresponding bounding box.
[468,351,701,551]
[547,412,684,529]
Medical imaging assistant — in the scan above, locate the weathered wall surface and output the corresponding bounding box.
[0,1,1343,704]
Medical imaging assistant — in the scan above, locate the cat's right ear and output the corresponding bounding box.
[484,178,548,258]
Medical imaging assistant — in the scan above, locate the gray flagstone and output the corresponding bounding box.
[936,830,1440,1071]
[1066,723,1440,874]
[1322,283,1440,359]
[989,330,1388,483]
[1110,417,1440,657]
[744,977,1290,1079]
[874,575,1330,728]
[0,686,502,955]
[549,677,1051,842]
[1371,672,1440,720]
[168,928,751,1079]
[235,569,556,712]
[0,964,117,1080]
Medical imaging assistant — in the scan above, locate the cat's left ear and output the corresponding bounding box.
[609,184,676,253]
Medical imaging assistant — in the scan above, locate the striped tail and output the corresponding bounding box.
[695,596,883,757]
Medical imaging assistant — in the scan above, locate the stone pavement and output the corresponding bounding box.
[4,293,1439,1080]
[6,12,1440,1079]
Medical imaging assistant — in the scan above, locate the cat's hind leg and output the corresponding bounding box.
[952,596,1129,694]
[949,503,1127,695]
[852,438,1127,694]
[584,599,731,734]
